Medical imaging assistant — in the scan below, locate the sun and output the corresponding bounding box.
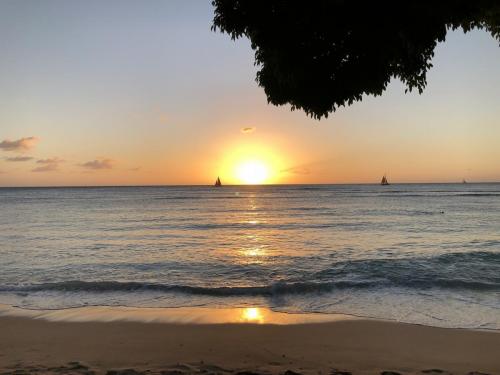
[216,141,286,184]
[236,160,269,184]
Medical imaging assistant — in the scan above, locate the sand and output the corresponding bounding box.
[0,306,499,375]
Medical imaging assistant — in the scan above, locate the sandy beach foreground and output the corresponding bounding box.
[1,306,499,375]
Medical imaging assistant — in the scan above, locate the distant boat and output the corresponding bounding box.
[381,175,389,185]
[462,179,467,184]
[214,176,222,187]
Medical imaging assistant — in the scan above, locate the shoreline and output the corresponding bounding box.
[1,305,499,374]
[0,304,359,325]
[1,303,498,332]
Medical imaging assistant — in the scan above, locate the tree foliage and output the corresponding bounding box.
[212,1,500,119]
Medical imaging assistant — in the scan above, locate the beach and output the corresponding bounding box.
[1,307,499,375]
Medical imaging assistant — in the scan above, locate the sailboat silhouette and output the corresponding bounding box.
[381,175,389,185]
[214,176,222,187]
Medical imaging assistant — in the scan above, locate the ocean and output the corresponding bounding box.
[0,184,499,329]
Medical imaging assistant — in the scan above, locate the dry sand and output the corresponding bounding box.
[0,306,499,375]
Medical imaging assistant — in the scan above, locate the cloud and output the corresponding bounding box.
[0,137,38,152]
[31,157,64,172]
[282,166,311,175]
[128,166,141,172]
[281,159,335,175]
[37,157,64,164]
[32,164,59,172]
[80,158,114,170]
[240,127,256,134]
[5,156,34,162]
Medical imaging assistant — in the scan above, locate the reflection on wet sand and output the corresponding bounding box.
[240,307,264,323]
[0,304,356,325]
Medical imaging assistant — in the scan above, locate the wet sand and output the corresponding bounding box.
[0,306,499,375]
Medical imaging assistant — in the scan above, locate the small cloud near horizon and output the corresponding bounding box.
[282,166,311,175]
[281,159,335,176]
[5,156,34,162]
[32,164,58,172]
[0,137,38,152]
[37,157,64,164]
[240,127,256,134]
[80,158,114,170]
[31,157,64,172]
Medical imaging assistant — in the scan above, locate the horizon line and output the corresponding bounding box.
[1,181,499,189]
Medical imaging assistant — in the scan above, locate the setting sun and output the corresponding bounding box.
[236,160,269,184]
[215,141,287,185]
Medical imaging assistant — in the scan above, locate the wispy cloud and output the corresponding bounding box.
[282,165,311,175]
[31,157,64,172]
[80,158,114,170]
[240,127,256,134]
[128,166,141,172]
[37,157,64,164]
[32,164,58,172]
[5,156,34,162]
[0,137,38,152]
[281,159,335,175]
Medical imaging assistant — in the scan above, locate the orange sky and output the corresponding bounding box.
[1,1,499,186]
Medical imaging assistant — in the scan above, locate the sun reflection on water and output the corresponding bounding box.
[243,248,262,257]
[238,242,268,264]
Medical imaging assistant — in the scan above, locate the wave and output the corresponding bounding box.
[454,193,500,197]
[151,193,500,199]
[313,251,500,291]
[154,195,248,200]
[365,193,500,198]
[1,252,498,296]
[1,278,498,297]
[0,280,353,296]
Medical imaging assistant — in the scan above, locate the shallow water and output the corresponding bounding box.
[0,184,499,329]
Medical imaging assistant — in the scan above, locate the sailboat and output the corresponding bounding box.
[381,175,389,185]
[462,179,467,184]
[214,176,222,187]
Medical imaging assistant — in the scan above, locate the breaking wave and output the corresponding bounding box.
[2,251,498,296]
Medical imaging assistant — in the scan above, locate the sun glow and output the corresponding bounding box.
[216,141,286,185]
[236,160,269,184]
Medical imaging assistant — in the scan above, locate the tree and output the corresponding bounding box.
[212,1,500,119]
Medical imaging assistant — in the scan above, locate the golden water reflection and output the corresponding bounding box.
[246,220,260,225]
[241,246,266,258]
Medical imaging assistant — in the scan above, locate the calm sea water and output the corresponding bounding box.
[0,184,499,329]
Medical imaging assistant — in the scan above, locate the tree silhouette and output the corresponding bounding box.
[212,1,500,119]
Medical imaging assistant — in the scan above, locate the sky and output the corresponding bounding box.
[1,0,499,186]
